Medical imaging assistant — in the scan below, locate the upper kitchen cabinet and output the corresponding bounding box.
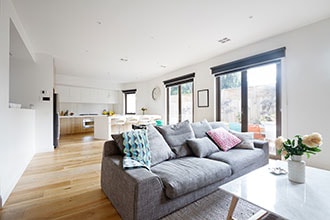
[56,85,118,104]
[56,85,79,102]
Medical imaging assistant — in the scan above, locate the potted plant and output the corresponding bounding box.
[275,132,322,183]
[141,107,147,115]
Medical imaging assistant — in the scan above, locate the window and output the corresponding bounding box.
[211,48,285,158]
[163,73,195,124]
[122,89,137,114]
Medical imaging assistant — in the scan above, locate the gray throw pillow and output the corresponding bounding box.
[112,134,125,152]
[229,130,255,149]
[187,137,220,157]
[209,121,228,130]
[156,120,194,158]
[190,119,212,138]
[147,124,175,166]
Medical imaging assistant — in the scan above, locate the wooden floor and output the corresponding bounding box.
[0,133,122,220]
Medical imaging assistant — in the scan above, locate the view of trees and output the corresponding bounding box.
[170,82,193,95]
[220,72,241,89]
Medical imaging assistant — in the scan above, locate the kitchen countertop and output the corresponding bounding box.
[59,115,99,118]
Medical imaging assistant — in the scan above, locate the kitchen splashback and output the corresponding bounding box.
[60,103,115,116]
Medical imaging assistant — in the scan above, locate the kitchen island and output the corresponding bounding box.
[94,115,161,140]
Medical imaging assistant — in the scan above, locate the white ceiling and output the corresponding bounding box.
[11,0,330,83]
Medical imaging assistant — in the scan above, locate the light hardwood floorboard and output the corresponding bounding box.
[0,133,121,220]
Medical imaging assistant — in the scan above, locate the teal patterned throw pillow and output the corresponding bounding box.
[122,129,151,170]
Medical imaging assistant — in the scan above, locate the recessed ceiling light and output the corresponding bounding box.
[249,15,254,19]
[96,21,102,25]
[160,65,167,68]
[218,37,231,44]
[120,58,128,62]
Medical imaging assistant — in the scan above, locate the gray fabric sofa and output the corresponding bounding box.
[101,120,269,220]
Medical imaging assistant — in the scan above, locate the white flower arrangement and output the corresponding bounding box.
[275,133,322,159]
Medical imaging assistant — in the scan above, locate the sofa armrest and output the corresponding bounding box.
[253,140,269,153]
[253,140,269,164]
[103,140,121,157]
[101,156,163,220]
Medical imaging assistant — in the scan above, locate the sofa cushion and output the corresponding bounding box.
[122,129,151,170]
[151,157,231,199]
[190,119,212,138]
[208,148,264,174]
[209,121,228,130]
[207,127,241,151]
[156,120,194,158]
[187,137,220,157]
[147,124,175,166]
[230,130,255,150]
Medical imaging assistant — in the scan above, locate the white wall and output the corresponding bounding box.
[127,18,330,170]
[10,57,35,108]
[1,109,35,206]
[0,14,10,209]
[10,52,54,153]
[31,54,54,152]
[0,0,54,206]
[123,79,165,116]
[1,0,35,61]
[0,17,36,207]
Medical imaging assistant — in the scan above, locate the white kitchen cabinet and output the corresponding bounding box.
[56,85,70,102]
[56,85,118,104]
[70,87,81,102]
[56,85,81,103]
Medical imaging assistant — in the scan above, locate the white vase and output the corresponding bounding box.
[288,155,305,183]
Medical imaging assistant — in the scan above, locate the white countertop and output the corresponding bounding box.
[59,115,99,118]
[93,114,162,139]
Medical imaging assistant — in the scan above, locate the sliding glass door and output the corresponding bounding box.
[168,86,179,124]
[247,64,277,147]
[220,72,242,131]
[168,82,193,124]
[180,82,193,122]
[218,62,280,157]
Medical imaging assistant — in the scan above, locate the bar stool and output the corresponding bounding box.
[112,116,126,134]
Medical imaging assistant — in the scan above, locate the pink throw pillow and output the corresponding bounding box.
[207,127,241,152]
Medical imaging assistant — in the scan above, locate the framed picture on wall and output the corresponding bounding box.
[197,89,209,107]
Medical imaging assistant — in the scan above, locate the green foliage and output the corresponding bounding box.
[181,82,193,94]
[277,135,322,159]
[170,82,192,95]
[170,86,178,95]
[220,73,241,89]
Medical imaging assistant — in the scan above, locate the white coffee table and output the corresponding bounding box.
[220,160,330,220]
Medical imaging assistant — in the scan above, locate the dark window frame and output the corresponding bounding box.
[163,73,195,124]
[122,89,137,115]
[212,48,285,159]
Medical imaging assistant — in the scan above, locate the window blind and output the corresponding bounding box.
[163,73,195,88]
[211,47,286,76]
